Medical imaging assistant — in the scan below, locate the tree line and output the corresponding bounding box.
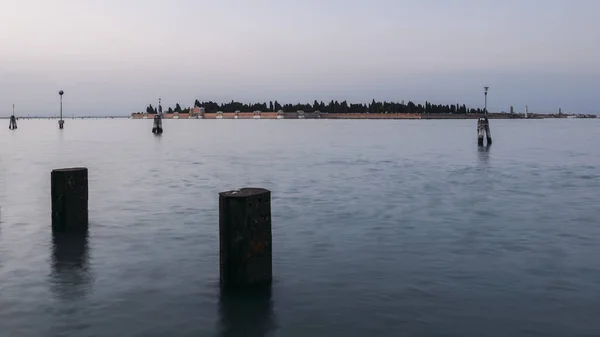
[144,99,486,115]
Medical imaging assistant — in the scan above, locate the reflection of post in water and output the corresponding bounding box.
[477,144,491,160]
[50,230,91,301]
[218,286,276,337]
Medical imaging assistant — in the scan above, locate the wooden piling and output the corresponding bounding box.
[485,118,492,145]
[477,118,485,146]
[477,117,491,146]
[219,188,272,288]
[152,115,163,134]
[8,115,17,130]
[9,104,17,130]
[51,167,88,232]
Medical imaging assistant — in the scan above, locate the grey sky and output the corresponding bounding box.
[1,0,599,116]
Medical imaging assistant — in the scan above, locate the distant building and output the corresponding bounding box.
[189,107,203,118]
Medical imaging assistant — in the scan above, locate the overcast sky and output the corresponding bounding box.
[1,0,598,116]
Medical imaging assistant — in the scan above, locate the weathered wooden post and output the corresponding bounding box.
[9,116,17,130]
[9,104,17,130]
[51,167,88,232]
[477,118,485,146]
[219,188,272,288]
[477,117,492,146]
[152,115,163,134]
[484,117,492,145]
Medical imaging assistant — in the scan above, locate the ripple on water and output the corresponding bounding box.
[0,119,599,336]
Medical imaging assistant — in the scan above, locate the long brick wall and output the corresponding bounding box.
[131,112,521,120]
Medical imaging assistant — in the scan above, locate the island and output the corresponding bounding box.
[131,99,595,120]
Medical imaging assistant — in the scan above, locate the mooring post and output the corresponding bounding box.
[51,167,88,232]
[477,118,485,146]
[484,116,492,145]
[9,104,17,130]
[152,114,163,134]
[219,188,272,288]
[9,115,17,130]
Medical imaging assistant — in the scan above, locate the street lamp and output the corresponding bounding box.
[58,90,65,129]
[483,86,489,115]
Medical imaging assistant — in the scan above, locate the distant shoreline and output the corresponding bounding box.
[130,112,596,120]
[2,113,595,120]
[0,116,128,119]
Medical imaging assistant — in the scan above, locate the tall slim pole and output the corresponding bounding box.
[12,104,14,117]
[484,86,489,116]
[59,90,64,129]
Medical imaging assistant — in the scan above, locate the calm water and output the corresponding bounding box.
[1,118,599,337]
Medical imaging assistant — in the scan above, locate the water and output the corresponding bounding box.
[1,119,599,337]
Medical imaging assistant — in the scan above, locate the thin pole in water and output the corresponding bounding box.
[484,86,489,115]
[58,90,64,129]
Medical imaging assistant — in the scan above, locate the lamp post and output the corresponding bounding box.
[484,86,489,115]
[478,86,492,146]
[58,90,64,129]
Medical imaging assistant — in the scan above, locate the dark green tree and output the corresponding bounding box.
[176,98,488,115]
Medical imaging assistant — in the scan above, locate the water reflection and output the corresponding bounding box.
[217,286,276,337]
[477,144,491,164]
[49,230,91,301]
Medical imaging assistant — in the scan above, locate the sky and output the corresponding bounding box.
[1,0,599,116]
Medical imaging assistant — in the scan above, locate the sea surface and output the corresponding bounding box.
[1,118,599,337]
